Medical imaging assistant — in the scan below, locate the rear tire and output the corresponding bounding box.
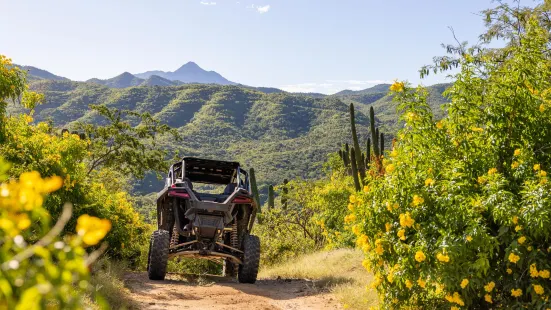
[147,230,170,280]
[238,234,260,284]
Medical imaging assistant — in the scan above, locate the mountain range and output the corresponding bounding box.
[9,63,451,195]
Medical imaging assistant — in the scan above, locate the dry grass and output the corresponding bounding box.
[259,249,378,309]
[83,259,138,310]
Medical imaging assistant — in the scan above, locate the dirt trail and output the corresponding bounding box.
[124,272,342,310]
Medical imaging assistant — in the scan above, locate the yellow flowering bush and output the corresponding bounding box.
[0,157,111,308]
[346,15,551,309]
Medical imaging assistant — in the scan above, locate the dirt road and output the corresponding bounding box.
[124,272,343,310]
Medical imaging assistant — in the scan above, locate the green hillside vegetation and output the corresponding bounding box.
[7,78,450,197]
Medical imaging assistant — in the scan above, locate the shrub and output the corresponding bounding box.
[348,17,551,308]
[0,157,111,309]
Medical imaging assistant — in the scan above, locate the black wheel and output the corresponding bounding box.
[238,234,260,284]
[223,259,237,278]
[147,230,170,280]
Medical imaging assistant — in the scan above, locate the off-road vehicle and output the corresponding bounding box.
[147,157,260,283]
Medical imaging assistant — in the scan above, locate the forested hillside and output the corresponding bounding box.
[6,78,449,194]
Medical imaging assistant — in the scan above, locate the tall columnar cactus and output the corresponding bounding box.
[366,138,371,165]
[370,106,380,158]
[281,179,288,209]
[249,168,261,213]
[380,132,385,156]
[349,104,365,182]
[350,147,361,191]
[268,185,275,210]
[343,143,350,167]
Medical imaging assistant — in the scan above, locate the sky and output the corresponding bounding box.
[1,0,502,94]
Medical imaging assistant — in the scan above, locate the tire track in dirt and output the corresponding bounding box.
[124,272,342,310]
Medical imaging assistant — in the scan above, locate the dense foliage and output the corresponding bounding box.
[0,56,118,308]
[347,9,551,309]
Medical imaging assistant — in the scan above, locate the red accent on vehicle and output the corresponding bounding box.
[171,184,176,188]
[232,197,252,204]
[168,192,190,198]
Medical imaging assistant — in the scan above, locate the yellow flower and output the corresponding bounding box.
[386,164,396,174]
[540,170,547,177]
[412,195,424,207]
[356,234,369,247]
[452,292,464,306]
[534,164,541,171]
[436,121,444,129]
[405,279,413,289]
[477,176,487,184]
[363,185,370,193]
[488,168,498,175]
[484,294,493,303]
[540,104,545,112]
[349,195,357,203]
[417,278,426,288]
[385,222,392,232]
[375,239,384,255]
[514,149,521,156]
[386,202,393,212]
[533,284,544,295]
[512,216,518,224]
[76,214,112,246]
[399,212,415,227]
[344,213,357,224]
[508,253,520,264]
[511,288,522,297]
[511,161,519,169]
[387,272,394,283]
[437,253,450,263]
[362,259,371,271]
[389,80,405,92]
[466,235,473,242]
[347,203,354,211]
[471,127,484,132]
[539,270,550,278]
[415,250,426,262]
[484,281,495,292]
[397,229,406,240]
[507,268,512,274]
[518,236,526,244]
[390,150,398,157]
[515,225,522,232]
[425,178,435,187]
[352,225,361,236]
[530,263,539,278]
[371,274,383,288]
[460,279,469,289]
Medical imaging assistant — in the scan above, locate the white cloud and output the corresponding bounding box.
[280,79,392,95]
[200,1,217,5]
[256,5,270,13]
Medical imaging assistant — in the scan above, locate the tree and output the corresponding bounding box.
[76,105,180,179]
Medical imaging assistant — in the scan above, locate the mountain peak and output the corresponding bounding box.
[135,62,235,85]
[175,61,202,72]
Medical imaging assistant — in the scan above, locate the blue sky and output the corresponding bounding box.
[2,0,500,94]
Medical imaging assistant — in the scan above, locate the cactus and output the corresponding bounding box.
[281,179,288,209]
[350,147,361,191]
[349,104,365,182]
[361,153,366,171]
[366,138,371,164]
[369,107,379,158]
[380,132,385,156]
[343,143,350,167]
[249,168,261,212]
[268,185,275,210]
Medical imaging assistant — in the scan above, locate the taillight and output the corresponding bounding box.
[168,191,190,198]
[232,197,252,204]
